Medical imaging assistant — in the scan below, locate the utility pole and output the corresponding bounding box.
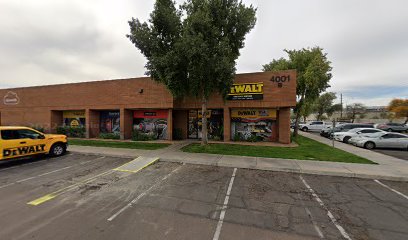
[340,93,343,119]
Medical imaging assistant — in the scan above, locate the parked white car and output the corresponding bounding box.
[299,121,332,132]
[333,128,385,143]
[350,132,408,150]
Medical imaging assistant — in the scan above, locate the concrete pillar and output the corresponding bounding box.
[120,108,133,140]
[86,109,100,138]
[167,109,173,140]
[278,108,291,144]
[85,109,90,138]
[50,110,63,134]
[223,107,230,141]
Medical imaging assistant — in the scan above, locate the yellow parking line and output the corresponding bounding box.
[27,157,159,206]
[27,169,113,206]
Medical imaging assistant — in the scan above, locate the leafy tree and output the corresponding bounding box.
[127,0,257,144]
[327,103,342,118]
[263,47,332,136]
[387,98,408,124]
[313,92,337,120]
[346,103,366,123]
[300,99,314,122]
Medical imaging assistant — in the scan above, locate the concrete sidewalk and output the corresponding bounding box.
[68,137,408,182]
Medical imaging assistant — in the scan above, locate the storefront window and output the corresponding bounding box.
[188,109,223,140]
[133,110,168,140]
[63,110,85,127]
[231,109,276,142]
[100,111,120,134]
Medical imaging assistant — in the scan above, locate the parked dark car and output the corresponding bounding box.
[375,123,408,132]
[320,123,374,138]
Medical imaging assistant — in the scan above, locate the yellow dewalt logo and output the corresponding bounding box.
[229,83,263,95]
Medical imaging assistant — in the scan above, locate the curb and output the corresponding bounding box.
[160,158,408,182]
[68,150,408,182]
[67,150,137,159]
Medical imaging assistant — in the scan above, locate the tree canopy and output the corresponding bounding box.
[127,0,257,144]
[313,92,341,120]
[388,98,408,123]
[263,47,332,135]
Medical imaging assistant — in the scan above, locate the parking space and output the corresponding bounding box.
[307,131,408,160]
[0,153,407,240]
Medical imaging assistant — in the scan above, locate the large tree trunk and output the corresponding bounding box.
[293,95,304,137]
[293,110,301,137]
[201,97,208,145]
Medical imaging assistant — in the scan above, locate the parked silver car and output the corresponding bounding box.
[333,128,385,143]
[351,132,408,150]
[375,123,408,132]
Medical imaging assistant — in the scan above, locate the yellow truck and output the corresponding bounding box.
[0,126,68,161]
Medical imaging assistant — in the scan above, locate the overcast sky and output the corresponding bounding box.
[1,0,407,106]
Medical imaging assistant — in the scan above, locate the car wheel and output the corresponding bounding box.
[364,142,375,150]
[302,127,308,132]
[343,136,351,144]
[50,143,66,157]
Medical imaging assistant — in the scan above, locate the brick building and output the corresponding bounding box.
[0,70,296,143]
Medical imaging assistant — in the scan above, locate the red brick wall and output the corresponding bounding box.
[0,71,296,142]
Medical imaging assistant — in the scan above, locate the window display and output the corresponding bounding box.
[63,110,85,127]
[231,109,276,141]
[100,111,120,134]
[133,110,168,140]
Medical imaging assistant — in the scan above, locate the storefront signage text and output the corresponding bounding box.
[231,109,276,119]
[227,83,263,100]
[270,75,290,88]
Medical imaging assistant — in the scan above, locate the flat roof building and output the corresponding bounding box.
[0,70,296,143]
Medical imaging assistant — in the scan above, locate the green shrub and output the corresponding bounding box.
[173,128,183,140]
[233,132,243,141]
[246,134,259,142]
[57,126,85,138]
[132,130,156,141]
[99,132,120,139]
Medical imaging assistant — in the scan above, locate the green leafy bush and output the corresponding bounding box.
[132,130,156,141]
[99,132,120,139]
[233,132,243,141]
[56,126,86,138]
[246,134,259,142]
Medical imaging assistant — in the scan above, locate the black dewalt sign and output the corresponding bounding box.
[227,83,263,100]
[3,144,46,157]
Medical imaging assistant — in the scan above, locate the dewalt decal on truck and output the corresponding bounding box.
[0,126,68,160]
[3,144,46,157]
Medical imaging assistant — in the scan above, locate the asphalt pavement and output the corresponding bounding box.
[0,153,407,240]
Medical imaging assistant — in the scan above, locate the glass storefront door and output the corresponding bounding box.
[188,109,223,140]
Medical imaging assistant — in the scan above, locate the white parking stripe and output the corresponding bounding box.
[212,168,237,240]
[374,179,408,200]
[0,156,104,190]
[107,165,182,222]
[300,176,352,240]
[305,207,324,238]
[37,166,72,177]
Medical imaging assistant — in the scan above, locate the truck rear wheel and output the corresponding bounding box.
[50,143,66,157]
[302,127,308,132]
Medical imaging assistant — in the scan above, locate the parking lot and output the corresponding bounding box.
[0,153,407,240]
[307,131,408,161]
